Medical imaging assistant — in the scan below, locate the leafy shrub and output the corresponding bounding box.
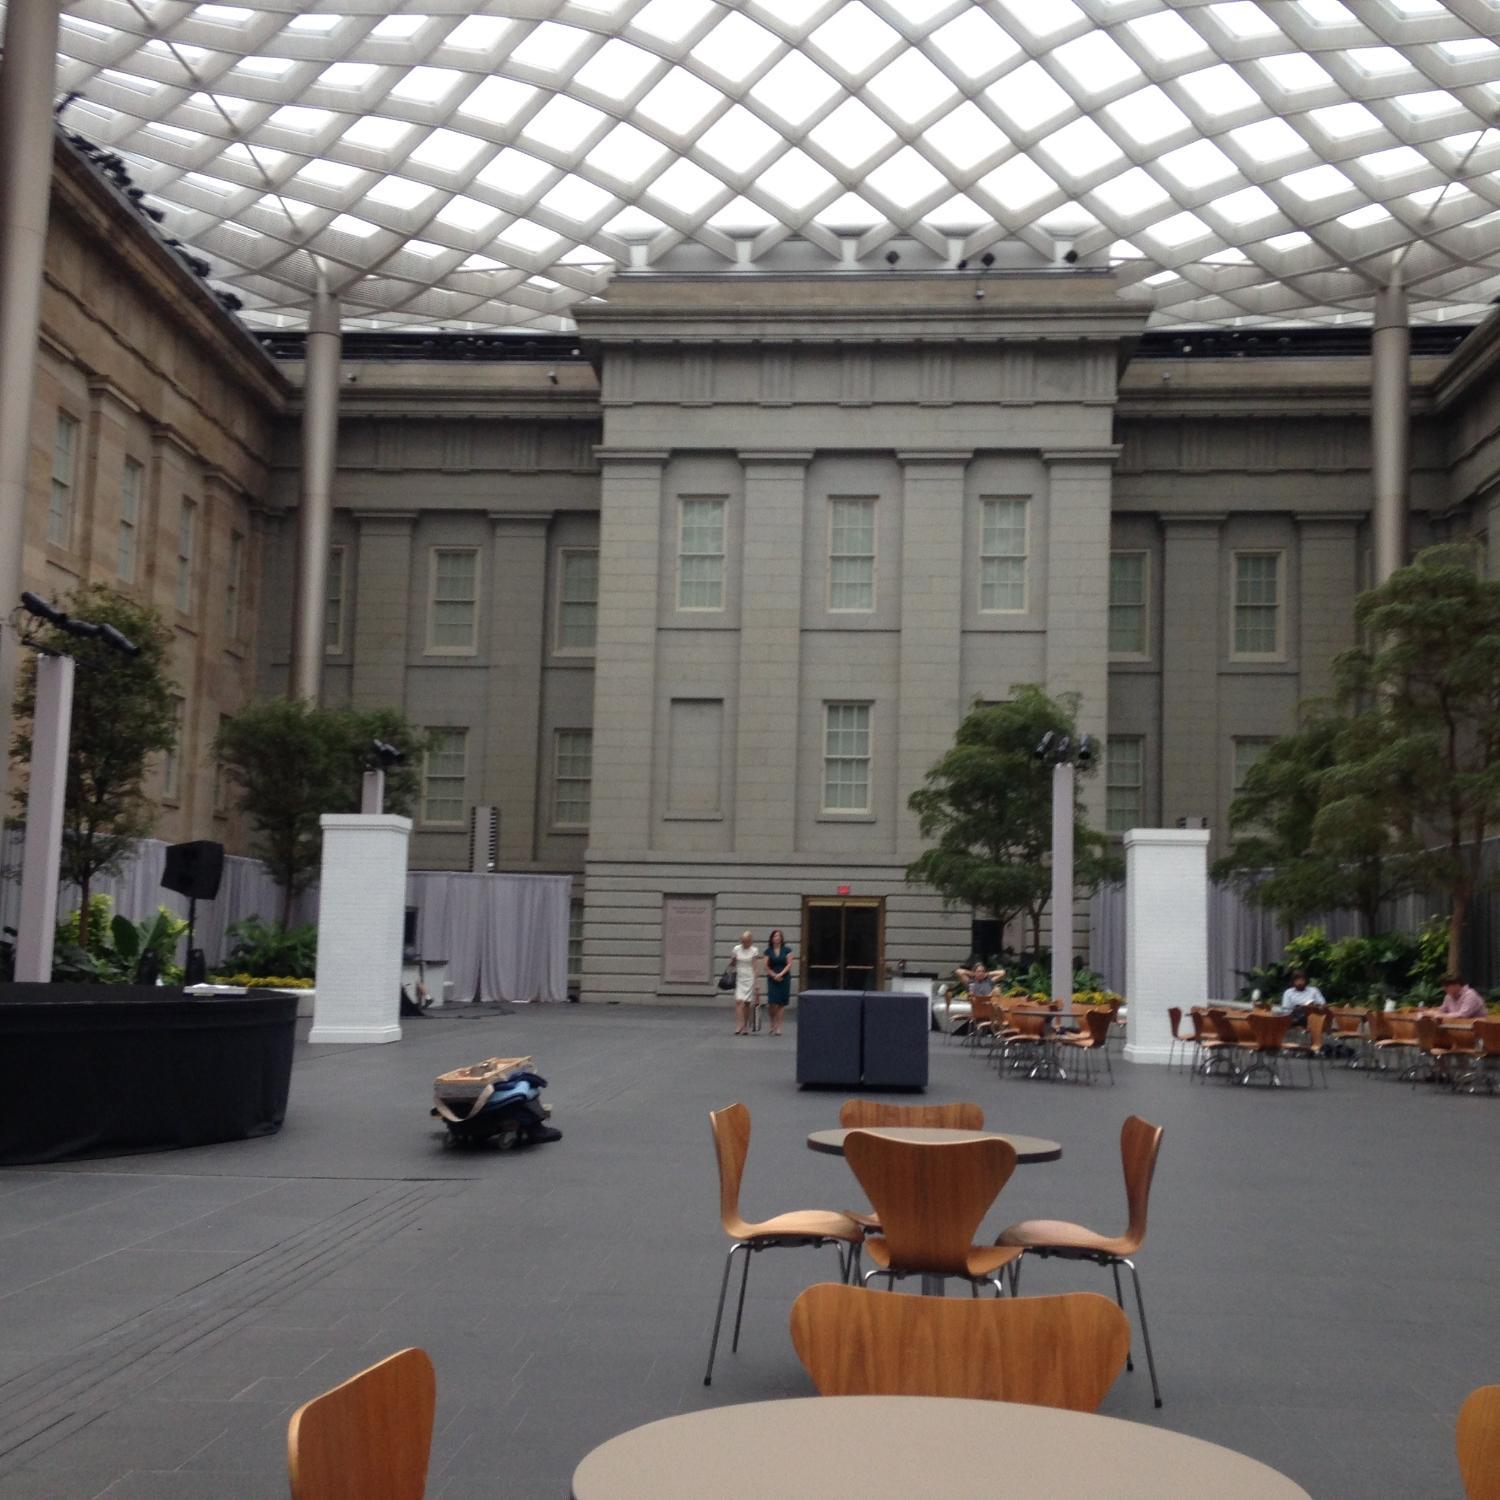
[52,897,187,984]
[208,972,313,990]
[221,916,317,979]
[1238,916,1451,1005]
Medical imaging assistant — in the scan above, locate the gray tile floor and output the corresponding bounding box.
[0,1003,1496,1498]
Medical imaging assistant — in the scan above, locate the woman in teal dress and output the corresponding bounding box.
[763,929,793,1037]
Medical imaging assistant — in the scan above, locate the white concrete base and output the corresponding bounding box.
[311,813,412,1045]
[1124,827,1209,1066]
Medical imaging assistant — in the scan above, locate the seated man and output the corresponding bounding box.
[954,960,1001,999]
[1279,970,1327,1026]
[1427,973,1486,1020]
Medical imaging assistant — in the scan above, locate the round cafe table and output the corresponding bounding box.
[807,1125,1062,1163]
[570,1396,1312,1500]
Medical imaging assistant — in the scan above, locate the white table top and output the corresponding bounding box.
[571,1397,1312,1500]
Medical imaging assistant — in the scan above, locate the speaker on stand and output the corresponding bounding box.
[161,841,225,986]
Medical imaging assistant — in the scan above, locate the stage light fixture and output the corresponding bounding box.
[371,738,405,767]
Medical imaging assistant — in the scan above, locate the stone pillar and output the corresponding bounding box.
[289,288,341,702]
[0,0,63,813]
[1371,276,1409,586]
[14,652,74,982]
[1123,827,1209,1065]
[894,451,966,853]
[1043,448,1118,828]
[349,511,414,708]
[486,512,548,862]
[734,452,809,853]
[587,450,666,855]
[1160,515,1224,829]
[311,813,411,1044]
[1297,515,1358,701]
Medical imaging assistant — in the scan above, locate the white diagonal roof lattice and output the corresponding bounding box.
[33,0,1500,332]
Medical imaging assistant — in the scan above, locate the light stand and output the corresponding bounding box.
[1033,731,1095,1009]
[362,738,404,815]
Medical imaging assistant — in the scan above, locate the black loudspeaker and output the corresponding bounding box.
[161,840,225,901]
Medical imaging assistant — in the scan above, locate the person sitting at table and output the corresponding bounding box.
[954,960,1002,999]
[1278,970,1327,1026]
[1422,973,1486,1020]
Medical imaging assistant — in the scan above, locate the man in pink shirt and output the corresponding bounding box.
[1432,974,1486,1019]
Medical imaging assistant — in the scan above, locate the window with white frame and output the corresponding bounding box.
[162,696,184,801]
[1106,736,1145,834]
[828,497,876,611]
[979,497,1028,612]
[1232,737,1274,797]
[822,702,872,813]
[568,897,584,983]
[49,414,79,548]
[553,730,593,827]
[1232,552,1281,657]
[422,728,468,824]
[557,548,599,650]
[175,497,196,613]
[1108,551,1148,656]
[225,531,244,640]
[428,547,479,652]
[325,546,345,654]
[118,458,143,581]
[677,497,725,611]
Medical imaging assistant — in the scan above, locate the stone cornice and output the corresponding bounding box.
[1043,445,1123,465]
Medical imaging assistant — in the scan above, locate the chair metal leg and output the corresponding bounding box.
[730,1242,753,1352]
[704,1243,745,1386]
[1123,1256,1163,1408]
[1104,1045,1114,1085]
[1110,1259,1133,1372]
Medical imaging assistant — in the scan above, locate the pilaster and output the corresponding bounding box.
[1296,514,1358,702]
[350,510,415,709]
[1160,514,1225,830]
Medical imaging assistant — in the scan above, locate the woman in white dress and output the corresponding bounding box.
[730,930,761,1036]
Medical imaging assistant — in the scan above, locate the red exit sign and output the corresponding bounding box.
[836,885,850,895]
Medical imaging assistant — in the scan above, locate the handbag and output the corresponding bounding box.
[717,964,736,992]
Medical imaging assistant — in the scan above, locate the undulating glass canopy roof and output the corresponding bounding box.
[37,0,1500,333]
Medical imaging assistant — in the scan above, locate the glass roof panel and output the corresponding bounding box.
[47,0,1500,332]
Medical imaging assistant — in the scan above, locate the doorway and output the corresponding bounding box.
[802,896,884,991]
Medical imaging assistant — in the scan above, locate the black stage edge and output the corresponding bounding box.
[0,984,297,1166]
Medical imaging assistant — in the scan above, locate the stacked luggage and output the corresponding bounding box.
[431,1055,562,1150]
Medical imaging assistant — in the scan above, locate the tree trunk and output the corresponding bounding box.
[280,882,294,930]
[1448,890,1467,977]
[77,872,92,952]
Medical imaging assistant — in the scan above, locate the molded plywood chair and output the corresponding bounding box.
[838,1100,986,1231]
[1166,1007,1199,1073]
[790,1282,1129,1413]
[1469,1019,1500,1093]
[998,1115,1165,1407]
[287,1347,435,1500]
[1459,1385,1500,1500]
[704,1102,863,1386]
[1239,1012,1293,1086]
[1282,1009,1329,1087]
[1057,1008,1114,1085]
[844,1130,1020,1293]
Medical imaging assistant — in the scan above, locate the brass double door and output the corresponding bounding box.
[801,896,884,992]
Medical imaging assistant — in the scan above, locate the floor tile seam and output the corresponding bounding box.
[0,1176,167,1243]
[0,1183,449,1458]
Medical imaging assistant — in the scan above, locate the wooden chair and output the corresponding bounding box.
[1057,1007,1114,1085]
[838,1100,985,1231]
[789,1283,1129,1413]
[1458,1385,1500,1499]
[1468,1019,1500,1094]
[1239,1012,1293,1087]
[1197,1008,1241,1082]
[1167,1007,1199,1073]
[1282,1009,1329,1088]
[1413,1015,1478,1089]
[704,1102,863,1386]
[998,1115,1165,1408]
[843,1130,1021,1294]
[287,1348,435,1500]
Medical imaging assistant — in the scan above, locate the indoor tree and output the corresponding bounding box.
[905,686,1118,956]
[215,701,426,925]
[9,584,177,949]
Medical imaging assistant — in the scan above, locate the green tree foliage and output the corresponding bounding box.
[1212,706,1415,934]
[905,686,1120,952]
[10,585,177,948]
[1332,542,1500,972]
[215,701,426,924]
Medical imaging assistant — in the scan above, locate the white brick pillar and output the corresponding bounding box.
[1123,828,1209,1065]
[311,813,412,1044]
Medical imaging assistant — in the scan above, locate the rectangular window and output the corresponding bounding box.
[224,532,244,640]
[568,898,584,984]
[1106,735,1145,834]
[557,548,599,651]
[1232,552,1281,657]
[1108,551,1148,656]
[118,458,143,581]
[553,730,593,828]
[428,547,479,652]
[176,497,197,613]
[979,497,1028,612]
[822,702,872,813]
[49,414,79,547]
[162,697,184,802]
[677,497,725,611]
[422,728,468,824]
[325,546,346,654]
[1233,737,1274,797]
[828,497,876,611]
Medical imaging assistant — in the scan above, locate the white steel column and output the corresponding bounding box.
[14,653,75,982]
[1371,275,1409,585]
[289,286,341,701]
[0,1,63,809]
[1050,759,1075,1006]
[1123,828,1209,1065]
